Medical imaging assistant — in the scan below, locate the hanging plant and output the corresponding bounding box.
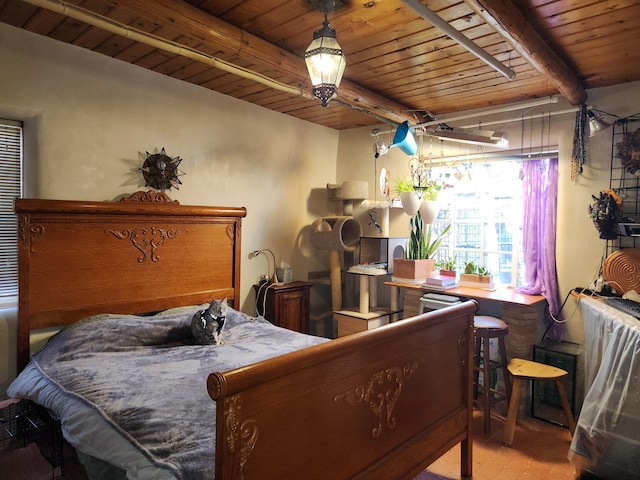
[588,189,624,240]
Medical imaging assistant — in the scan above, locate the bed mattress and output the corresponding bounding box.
[8,304,328,480]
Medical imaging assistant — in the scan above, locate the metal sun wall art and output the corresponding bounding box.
[138,148,185,191]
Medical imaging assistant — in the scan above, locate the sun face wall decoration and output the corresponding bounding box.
[138,148,185,191]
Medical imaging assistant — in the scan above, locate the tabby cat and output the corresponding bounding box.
[191,298,228,345]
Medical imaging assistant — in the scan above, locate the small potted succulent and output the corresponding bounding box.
[460,261,493,287]
[436,255,457,277]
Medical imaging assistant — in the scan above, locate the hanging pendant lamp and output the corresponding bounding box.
[305,2,346,107]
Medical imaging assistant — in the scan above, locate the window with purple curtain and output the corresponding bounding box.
[515,157,564,340]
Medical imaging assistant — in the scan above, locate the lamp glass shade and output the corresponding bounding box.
[587,110,612,137]
[305,19,346,107]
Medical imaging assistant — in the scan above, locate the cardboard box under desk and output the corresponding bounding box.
[334,308,394,337]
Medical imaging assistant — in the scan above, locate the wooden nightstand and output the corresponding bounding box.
[254,281,312,333]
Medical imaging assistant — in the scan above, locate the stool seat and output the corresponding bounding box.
[474,315,508,331]
[473,315,511,435]
[504,358,576,446]
[508,358,569,380]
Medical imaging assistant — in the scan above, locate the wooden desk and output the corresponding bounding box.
[385,281,547,361]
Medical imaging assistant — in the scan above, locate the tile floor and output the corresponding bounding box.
[416,408,581,480]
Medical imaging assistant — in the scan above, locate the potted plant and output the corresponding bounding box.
[436,255,457,277]
[393,175,420,216]
[417,180,443,224]
[477,266,492,284]
[461,261,480,283]
[461,262,494,287]
[394,214,451,280]
[393,174,446,223]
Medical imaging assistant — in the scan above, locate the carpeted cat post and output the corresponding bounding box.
[310,216,362,312]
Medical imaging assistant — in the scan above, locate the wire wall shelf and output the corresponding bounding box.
[609,113,640,255]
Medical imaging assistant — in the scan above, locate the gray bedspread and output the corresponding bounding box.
[11,305,328,479]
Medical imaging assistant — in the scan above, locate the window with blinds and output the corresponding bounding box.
[0,119,23,300]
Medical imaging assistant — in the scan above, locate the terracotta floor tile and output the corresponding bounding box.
[416,409,579,480]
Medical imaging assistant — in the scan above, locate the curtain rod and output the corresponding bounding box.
[416,148,559,168]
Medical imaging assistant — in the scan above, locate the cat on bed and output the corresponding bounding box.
[191,298,228,345]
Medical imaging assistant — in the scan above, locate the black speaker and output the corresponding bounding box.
[532,340,583,428]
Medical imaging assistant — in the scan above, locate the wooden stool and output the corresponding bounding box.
[504,358,576,445]
[473,315,511,435]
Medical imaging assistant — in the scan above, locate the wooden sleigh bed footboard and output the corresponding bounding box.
[209,300,476,480]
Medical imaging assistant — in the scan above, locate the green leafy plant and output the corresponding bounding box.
[393,175,445,201]
[478,266,491,276]
[436,255,457,271]
[417,179,443,201]
[463,261,477,274]
[392,175,415,195]
[406,212,451,260]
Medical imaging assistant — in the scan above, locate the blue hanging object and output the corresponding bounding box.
[390,121,417,156]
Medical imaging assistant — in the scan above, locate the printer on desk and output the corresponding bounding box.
[419,293,462,313]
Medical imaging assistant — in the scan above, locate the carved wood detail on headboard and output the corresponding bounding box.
[107,226,186,263]
[120,190,179,204]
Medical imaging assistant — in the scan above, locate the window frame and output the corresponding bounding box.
[428,155,552,287]
[0,118,23,306]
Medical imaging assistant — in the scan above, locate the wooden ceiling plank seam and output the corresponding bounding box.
[189,0,239,18]
[24,6,68,35]
[385,60,537,99]
[400,69,544,103]
[221,0,294,32]
[533,0,639,29]
[0,1,39,27]
[421,83,559,115]
[512,0,604,20]
[346,22,503,72]
[152,54,194,76]
[349,30,517,82]
[542,4,640,42]
[337,9,488,63]
[468,0,587,105]
[182,66,231,86]
[363,49,528,92]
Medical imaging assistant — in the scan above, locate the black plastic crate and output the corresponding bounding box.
[0,399,64,479]
[532,340,584,428]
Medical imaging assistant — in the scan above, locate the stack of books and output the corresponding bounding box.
[421,274,459,291]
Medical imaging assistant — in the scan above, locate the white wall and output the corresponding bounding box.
[337,82,640,345]
[0,23,338,392]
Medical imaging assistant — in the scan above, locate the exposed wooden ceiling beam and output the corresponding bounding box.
[466,0,588,105]
[102,0,418,126]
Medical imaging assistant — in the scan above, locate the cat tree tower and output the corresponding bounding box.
[310,181,367,312]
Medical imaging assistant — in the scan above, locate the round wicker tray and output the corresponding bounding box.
[603,248,640,294]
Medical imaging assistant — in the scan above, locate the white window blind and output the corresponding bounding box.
[0,119,23,299]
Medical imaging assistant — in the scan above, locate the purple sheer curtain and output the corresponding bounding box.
[516,157,565,340]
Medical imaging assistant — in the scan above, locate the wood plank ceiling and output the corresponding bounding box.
[1,0,639,130]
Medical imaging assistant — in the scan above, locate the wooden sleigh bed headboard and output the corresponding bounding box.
[15,191,246,370]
